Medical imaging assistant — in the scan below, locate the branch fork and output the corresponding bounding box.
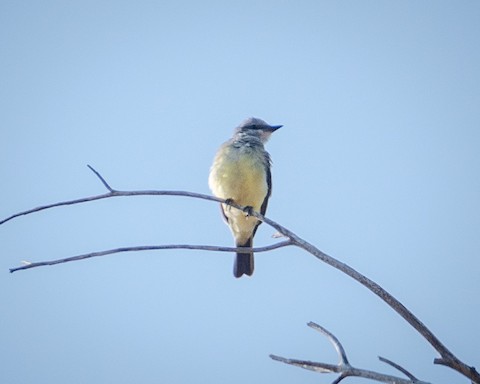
[271,322,430,384]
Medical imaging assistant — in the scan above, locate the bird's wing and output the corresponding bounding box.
[252,159,272,237]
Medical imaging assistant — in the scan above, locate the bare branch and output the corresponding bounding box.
[87,164,114,192]
[379,356,419,381]
[0,190,228,227]
[331,374,350,384]
[270,354,338,374]
[271,324,430,384]
[0,167,231,226]
[9,241,292,273]
[2,166,479,383]
[0,192,112,226]
[308,321,350,366]
[252,212,480,383]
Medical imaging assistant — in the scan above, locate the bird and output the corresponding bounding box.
[209,117,282,277]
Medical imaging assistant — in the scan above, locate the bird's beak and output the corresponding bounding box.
[268,125,283,132]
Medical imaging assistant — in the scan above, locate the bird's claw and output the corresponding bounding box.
[224,198,234,211]
[243,206,255,217]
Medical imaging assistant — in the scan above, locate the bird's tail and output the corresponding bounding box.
[234,238,254,278]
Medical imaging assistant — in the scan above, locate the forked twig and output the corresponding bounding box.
[271,322,430,384]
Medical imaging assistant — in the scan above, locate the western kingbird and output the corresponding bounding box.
[209,117,281,277]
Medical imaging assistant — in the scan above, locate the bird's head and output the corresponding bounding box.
[234,117,282,143]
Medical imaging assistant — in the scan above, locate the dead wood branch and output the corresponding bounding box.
[1,166,478,383]
[271,322,431,384]
[9,241,292,273]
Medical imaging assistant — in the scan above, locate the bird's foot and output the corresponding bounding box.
[224,198,235,211]
[243,206,255,217]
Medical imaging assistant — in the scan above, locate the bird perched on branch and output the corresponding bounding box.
[209,117,282,277]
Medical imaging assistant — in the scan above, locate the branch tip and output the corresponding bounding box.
[270,354,285,362]
[378,356,418,381]
[308,322,349,366]
[87,165,114,192]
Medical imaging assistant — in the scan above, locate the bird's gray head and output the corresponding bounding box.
[234,117,282,143]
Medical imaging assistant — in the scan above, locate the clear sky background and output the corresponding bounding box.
[1,1,479,383]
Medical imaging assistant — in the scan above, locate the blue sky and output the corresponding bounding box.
[1,1,479,383]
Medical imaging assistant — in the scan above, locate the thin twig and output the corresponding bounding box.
[379,356,419,381]
[269,354,338,374]
[0,170,232,227]
[0,190,230,226]
[9,241,292,273]
[308,322,350,366]
[87,164,114,192]
[331,373,349,384]
[0,192,111,226]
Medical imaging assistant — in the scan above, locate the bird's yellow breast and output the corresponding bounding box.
[209,145,268,211]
